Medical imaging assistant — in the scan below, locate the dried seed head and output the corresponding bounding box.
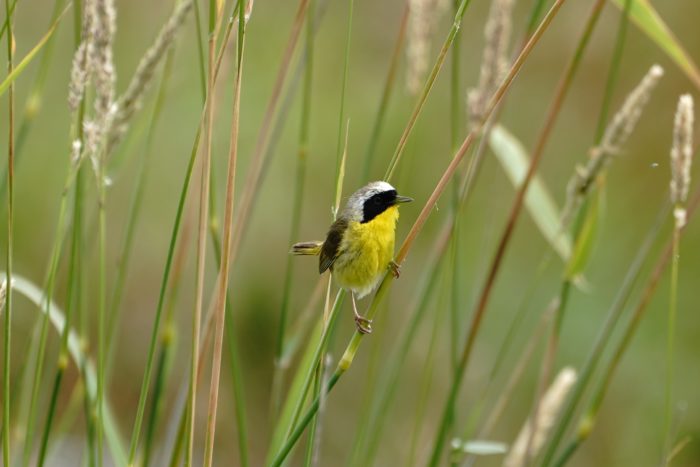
[92,0,117,122]
[600,64,664,155]
[467,0,514,124]
[110,0,194,151]
[670,94,694,206]
[406,0,446,95]
[68,1,97,113]
[561,65,664,224]
[503,367,578,467]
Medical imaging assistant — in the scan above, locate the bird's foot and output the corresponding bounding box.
[388,260,401,279]
[354,315,373,334]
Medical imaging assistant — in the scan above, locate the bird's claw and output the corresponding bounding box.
[354,315,373,334]
[388,260,401,279]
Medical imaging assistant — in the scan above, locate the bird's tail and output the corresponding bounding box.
[290,241,323,256]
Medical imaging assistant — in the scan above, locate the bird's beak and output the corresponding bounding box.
[395,195,413,204]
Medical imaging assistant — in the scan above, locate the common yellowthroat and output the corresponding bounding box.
[292,181,413,334]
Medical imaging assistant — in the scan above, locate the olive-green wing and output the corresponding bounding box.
[319,218,347,274]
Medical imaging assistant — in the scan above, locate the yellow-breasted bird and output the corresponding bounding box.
[291,181,413,334]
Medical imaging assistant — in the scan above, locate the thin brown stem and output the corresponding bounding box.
[202,5,245,465]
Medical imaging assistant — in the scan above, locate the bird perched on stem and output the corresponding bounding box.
[292,181,413,334]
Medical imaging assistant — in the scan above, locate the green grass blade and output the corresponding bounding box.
[565,190,601,279]
[489,124,572,261]
[610,0,700,89]
[0,5,69,97]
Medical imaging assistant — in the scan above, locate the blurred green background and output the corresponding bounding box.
[2,0,700,465]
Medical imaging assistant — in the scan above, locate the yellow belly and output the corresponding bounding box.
[333,206,398,298]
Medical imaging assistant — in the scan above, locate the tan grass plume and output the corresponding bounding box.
[467,0,515,125]
[406,0,447,95]
[503,367,577,467]
[562,64,664,223]
[670,94,694,227]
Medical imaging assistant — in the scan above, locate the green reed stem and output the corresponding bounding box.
[333,0,352,182]
[192,0,207,102]
[448,0,463,374]
[664,221,681,455]
[96,138,108,467]
[384,0,474,181]
[2,0,13,461]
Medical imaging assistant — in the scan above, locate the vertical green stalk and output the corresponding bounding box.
[96,141,108,467]
[448,0,462,375]
[271,0,315,419]
[2,0,14,462]
[663,222,680,456]
[333,0,352,184]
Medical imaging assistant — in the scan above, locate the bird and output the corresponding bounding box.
[291,181,413,334]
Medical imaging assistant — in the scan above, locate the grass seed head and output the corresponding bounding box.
[406,0,446,95]
[503,367,577,467]
[670,94,694,209]
[467,0,514,124]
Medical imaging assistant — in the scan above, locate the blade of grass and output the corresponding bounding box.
[202,1,245,465]
[2,0,14,461]
[0,0,66,200]
[0,5,69,97]
[610,0,700,89]
[489,125,573,260]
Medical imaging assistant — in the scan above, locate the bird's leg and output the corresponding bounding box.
[388,260,401,278]
[351,292,372,334]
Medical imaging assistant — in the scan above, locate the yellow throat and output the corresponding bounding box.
[334,205,399,298]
